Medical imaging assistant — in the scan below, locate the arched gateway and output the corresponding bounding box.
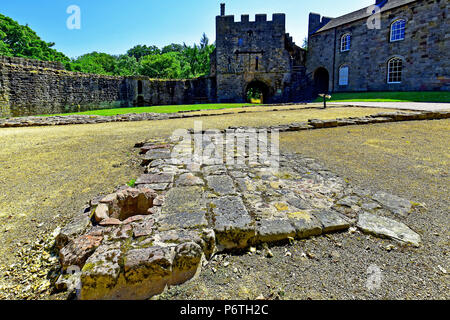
[245,80,271,103]
[313,67,330,94]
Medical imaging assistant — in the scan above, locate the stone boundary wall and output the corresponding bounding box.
[129,76,216,107]
[0,57,130,117]
[0,56,65,70]
[0,56,217,118]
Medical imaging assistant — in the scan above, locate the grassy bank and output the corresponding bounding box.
[38,103,256,117]
[313,91,450,103]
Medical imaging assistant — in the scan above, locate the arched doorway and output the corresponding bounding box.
[314,67,330,94]
[245,80,270,104]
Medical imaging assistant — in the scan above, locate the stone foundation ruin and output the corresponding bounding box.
[54,135,422,300]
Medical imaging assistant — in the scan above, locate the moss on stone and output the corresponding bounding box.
[288,211,313,222]
[82,263,95,272]
[274,203,289,212]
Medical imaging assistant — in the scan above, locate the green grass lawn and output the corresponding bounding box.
[38,103,257,117]
[313,91,450,103]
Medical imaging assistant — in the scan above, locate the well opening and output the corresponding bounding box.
[95,188,157,222]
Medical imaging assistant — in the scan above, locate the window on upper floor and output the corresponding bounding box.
[387,57,403,83]
[339,66,349,86]
[390,19,406,42]
[340,34,351,52]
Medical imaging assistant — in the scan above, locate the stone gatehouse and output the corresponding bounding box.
[210,4,307,103]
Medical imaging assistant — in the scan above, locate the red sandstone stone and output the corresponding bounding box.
[99,218,122,226]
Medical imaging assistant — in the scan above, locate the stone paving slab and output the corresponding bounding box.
[212,196,255,250]
[206,175,237,196]
[135,173,174,185]
[161,187,206,215]
[314,210,351,233]
[255,218,296,243]
[357,212,421,247]
[288,211,323,239]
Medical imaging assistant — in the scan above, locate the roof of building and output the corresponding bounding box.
[314,0,418,33]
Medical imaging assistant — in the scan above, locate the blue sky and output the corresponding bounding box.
[0,0,374,58]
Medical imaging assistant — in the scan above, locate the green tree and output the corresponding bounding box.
[0,13,69,62]
[139,52,181,79]
[301,37,308,51]
[116,54,139,76]
[199,33,209,49]
[161,43,184,54]
[70,52,118,75]
[0,13,216,80]
[180,33,215,78]
[127,45,160,60]
[0,40,12,56]
[247,88,262,101]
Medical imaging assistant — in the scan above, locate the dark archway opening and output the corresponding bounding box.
[137,96,145,107]
[138,80,143,95]
[245,80,270,104]
[314,67,330,94]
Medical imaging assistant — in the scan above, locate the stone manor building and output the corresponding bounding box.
[211,4,307,103]
[306,0,449,93]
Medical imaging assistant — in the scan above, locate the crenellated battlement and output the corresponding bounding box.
[216,13,286,27]
[308,13,333,35]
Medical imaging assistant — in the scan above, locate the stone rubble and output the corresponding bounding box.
[0,109,449,129]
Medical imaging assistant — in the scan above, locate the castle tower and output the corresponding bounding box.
[213,5,305,103]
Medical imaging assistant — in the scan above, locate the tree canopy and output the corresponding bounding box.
[68,33,215,78]
[0,13,215,79]
[139,52,182,79]
[0,13,69,62]
[127,45,161,60]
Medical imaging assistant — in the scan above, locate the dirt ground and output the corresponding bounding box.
[0,106,448,300]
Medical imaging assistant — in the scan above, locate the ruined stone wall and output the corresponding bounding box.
[0,61,10,117]
[306,0,450,93]
[0,56,66,70]
[0,57,130,117]
[215,14,296,103]
[0,57,217,118]
[130,76,216,107]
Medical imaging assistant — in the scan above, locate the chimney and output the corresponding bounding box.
[220,3,226,16]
